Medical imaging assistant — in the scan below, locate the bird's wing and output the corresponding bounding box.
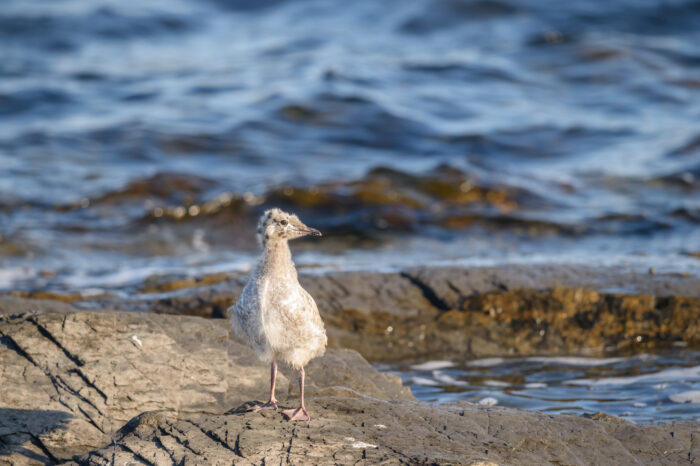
[231,282,261,341]
[297,287,326,331]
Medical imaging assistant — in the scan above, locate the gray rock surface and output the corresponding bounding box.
[85,263,700,316]
[407,263,700,299]
[83,264,700,362]
[71,399,697,466]
[1,300,698,465]
[0,303,409,464]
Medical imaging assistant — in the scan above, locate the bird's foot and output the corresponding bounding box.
[247,400,278,412]
[282,406,310,421]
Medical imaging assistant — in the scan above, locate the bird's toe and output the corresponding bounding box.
[282,407,310,421]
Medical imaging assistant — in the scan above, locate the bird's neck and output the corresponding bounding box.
[258,238,296,280]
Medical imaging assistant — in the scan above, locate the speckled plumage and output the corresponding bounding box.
[229,208,327,370]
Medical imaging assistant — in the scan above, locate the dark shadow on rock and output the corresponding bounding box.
[225,401,260,415]
[1,445,52,465]
[224,401,296,416]
[0,408,73,464]
[225,401,300,419]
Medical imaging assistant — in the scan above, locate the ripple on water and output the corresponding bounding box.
[383,350,700,423]
[1,0,700,290]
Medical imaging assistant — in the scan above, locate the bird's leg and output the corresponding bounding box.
[282,366,310,421]
[268,359,278,405]
[248,360,278,411]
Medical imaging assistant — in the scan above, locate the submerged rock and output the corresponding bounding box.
[0,300,695,465]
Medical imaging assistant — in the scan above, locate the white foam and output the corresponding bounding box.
[191,229,210,253]
[478,397,498,406]
[56,257,254,291]
[525,356,627,367]
[567,365,700,387]
[467,356,630,368]
[62,265,166,289]
[432,371,468,387]
[524,382,548,389]
[79,288,106,297]
[467,358,505,367]
[484,380,510,387]
[669,391,700,404]
[0,266,36,289]
[633,402,647,408]
[411,376,440,387]
[411,360,454,371]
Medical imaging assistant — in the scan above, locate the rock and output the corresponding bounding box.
[69,399,697,465]
[9,264,700,363]
[299,265,700,359]
[0,295,78,318]
[407,264,700,301]
[1,303,697,465]
[0,305,409,464]
[81,265,700,362]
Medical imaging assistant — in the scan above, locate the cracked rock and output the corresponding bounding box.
[0,300,409,463]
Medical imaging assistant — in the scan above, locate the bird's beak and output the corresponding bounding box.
[300,226,322,237]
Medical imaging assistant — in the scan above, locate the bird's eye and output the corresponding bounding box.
[280,219,288,226]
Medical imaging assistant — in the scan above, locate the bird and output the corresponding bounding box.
[229,208,327,421]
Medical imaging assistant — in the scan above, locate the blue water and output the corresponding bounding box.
[2,0,700,424]
[1,0,700,291]
[382,350,700,423]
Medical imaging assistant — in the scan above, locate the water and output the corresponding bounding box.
[1,0,700,424]
[382,350,700,423]
[1,0,700,291]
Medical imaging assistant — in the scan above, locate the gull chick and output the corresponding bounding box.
[229,208,327,421]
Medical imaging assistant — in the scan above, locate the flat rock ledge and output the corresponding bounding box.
[67,264,700,362]
[1,302,698,465]
[71,399,698,466]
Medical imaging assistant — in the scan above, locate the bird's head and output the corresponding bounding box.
[256,208,321,247]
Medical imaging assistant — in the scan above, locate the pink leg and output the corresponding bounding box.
[282,367,310,421]
[248,361,278,411]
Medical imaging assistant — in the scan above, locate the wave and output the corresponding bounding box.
[0,6,195,52]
